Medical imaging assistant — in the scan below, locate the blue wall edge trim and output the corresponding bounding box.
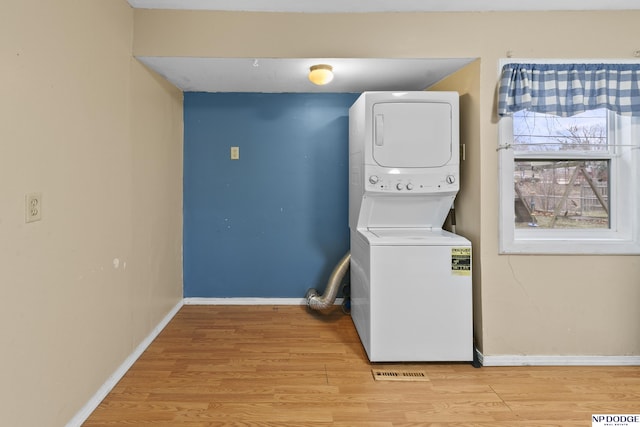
[184,297,345,306]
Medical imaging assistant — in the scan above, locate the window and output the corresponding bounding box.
[498,61,640,254]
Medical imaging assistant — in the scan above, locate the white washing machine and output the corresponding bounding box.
[349,91,473,362]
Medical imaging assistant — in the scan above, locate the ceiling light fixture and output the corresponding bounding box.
[308,64,334,86]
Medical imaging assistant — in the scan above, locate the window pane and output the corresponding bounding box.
[514,160,610,229]
[513,109,608,152]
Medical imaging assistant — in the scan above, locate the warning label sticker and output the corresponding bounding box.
[452,247,471,276]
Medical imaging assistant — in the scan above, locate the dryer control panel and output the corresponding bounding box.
[364,166,459,194]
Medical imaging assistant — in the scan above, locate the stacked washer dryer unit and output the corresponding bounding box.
[349,91,473,362]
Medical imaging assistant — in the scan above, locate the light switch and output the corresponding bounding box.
[230,146,239,160]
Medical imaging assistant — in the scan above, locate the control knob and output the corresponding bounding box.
[396,183,404,191]
[369,175,379,184]
[446,175,456,184]
[406,183,414,190]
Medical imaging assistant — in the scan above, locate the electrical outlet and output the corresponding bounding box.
[25,192,42,223]
[230,146,240,160]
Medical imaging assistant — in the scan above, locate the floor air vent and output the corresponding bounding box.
[371,369,429,382]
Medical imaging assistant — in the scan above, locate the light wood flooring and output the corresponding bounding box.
[83,305,640,426]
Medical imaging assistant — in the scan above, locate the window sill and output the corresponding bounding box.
[500,238,640,255]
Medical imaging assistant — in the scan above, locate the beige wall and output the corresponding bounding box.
[429,60,483,350]
[1,6,638,425]
[0,2,183,426]
[134,10,640,357]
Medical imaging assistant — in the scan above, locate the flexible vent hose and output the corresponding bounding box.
[305,252,350,311]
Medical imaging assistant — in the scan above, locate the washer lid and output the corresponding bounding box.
[360,228,470,246]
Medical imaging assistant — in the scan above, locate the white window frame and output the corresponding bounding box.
[498,59,640,255]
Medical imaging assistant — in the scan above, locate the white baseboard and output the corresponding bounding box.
[67,299,638,426]
[476,349,640,366]
[65,300,184,427]
[184,297,345,306]
[67,297,341,425]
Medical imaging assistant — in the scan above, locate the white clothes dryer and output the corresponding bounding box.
[348,91,473,362]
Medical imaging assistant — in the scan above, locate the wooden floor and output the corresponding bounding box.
[84,305,640,426]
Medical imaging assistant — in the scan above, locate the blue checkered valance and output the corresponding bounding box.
[498,63,640,117]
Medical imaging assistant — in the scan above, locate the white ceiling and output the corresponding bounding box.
[137,57,476,93]
[127,0,640,13]
[131,0,638,93]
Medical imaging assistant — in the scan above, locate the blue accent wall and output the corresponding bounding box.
[184,92,359,297]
